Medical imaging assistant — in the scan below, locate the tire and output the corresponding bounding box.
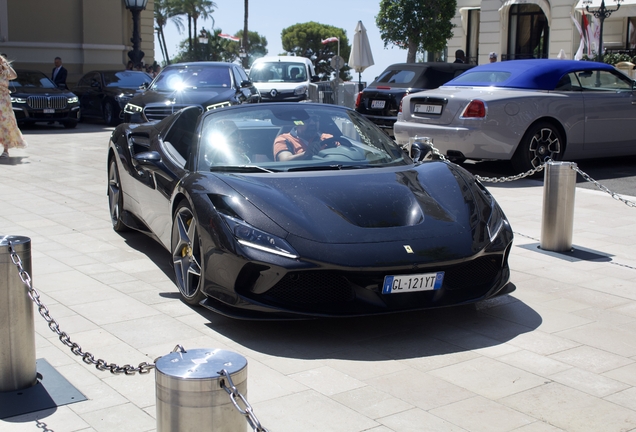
[512,121,563,173]
[103,101,120,126]
[63,121,78,129]
[171,201,205,306]
[107,159,128,232]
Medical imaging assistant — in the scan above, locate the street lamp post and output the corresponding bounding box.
[124,0,149,67]
[198,29,209,61]
[583,0,623,62]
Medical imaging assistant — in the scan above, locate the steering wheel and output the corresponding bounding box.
[321,136,352,148]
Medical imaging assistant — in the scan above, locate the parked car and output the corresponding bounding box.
[107,102,514,319]
[248,56,320,102]
[394,59,636,172]
[10,70,80,128]
[355,62,475,136]
[122,62,260,123]
[72,70,152,125]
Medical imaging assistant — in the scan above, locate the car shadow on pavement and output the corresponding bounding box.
[201,288,542,362]
[113,219,543,363]
[18,121,114,135]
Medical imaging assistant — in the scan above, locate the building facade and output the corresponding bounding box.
[0,0,155,86]
[449,0,635,65]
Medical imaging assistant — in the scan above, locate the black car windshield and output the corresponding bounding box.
[103,71,152,88]
[250,62,308,83]
[197,104,409,172]
[10,71,57,89]
[151,65,232,91]
[375,69,416,85]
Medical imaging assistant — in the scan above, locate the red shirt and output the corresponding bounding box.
[273,129,335,160]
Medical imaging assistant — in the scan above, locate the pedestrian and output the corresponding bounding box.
[152,63,161,78]
[52,56,68,89]
[454,49,466,64]
[489,52,498,63]
[0,54,27,158]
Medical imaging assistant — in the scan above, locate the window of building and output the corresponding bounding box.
[507,4,549,60]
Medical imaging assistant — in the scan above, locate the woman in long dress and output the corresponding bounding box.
[0,54,27,158]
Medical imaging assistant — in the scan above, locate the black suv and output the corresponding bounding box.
[122,62,260,123]
[355,62,475,137]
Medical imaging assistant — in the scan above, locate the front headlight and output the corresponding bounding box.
[11,96,26,103]
[294,85,308,96]
[124,103,143,114]
[206,101,232,111]
[221,214,299,259]
[67,96,79,104]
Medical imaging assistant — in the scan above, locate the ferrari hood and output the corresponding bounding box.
[217,162,487,245]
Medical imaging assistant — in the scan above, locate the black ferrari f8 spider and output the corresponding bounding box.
[107,103,514,319]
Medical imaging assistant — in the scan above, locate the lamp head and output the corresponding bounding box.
[124,0,148,10]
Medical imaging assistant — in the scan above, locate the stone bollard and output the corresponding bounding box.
[0,235,37,392]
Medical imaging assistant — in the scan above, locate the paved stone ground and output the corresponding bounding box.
[1,123,636,432]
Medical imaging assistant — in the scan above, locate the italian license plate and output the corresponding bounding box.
[43,108,55,114]
[382,271,444,294]
[371,100,385,109]
[414,104,442,114]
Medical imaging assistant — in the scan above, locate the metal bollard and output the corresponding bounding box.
[156,348,248,432]
[540,162,577,252]
[0,235,37,391]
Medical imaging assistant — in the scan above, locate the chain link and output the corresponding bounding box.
[571,165,636,208]
[409,136,546,182]
[7,242,155,375]
[219,369,269,432]
[475,163,546,183]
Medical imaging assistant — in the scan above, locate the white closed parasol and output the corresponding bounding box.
[348,21,375,89]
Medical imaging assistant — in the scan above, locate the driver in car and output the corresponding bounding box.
[273,115,339,161]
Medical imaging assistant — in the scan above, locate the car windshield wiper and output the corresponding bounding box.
[287,164,376,172]
[211,165,279,173]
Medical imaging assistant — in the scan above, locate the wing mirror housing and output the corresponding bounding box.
[310,75,320,83]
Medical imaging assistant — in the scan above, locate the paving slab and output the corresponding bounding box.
[1,123,636,432]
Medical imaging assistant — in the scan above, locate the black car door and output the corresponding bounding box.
[133,108,200,246]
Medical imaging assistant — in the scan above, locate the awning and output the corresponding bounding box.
[575,0,636,18]
[499,0,552,26]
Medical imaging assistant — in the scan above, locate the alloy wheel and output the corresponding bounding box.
[172,205,203,303]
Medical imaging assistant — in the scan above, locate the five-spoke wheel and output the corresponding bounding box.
[512,121,563,173]
[171,202,205,306]
[107,159,127,232]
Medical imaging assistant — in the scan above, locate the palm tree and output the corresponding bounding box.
[177,0,216,56]
[154,0,183,64]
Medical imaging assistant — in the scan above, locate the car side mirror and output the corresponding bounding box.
[90,81,101,89]
[139,82,149,90]
[240,80,253,88]
[410,138,440,162]
[310,75,320,83]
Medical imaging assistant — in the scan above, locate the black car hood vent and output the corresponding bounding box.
[216,163,474,244]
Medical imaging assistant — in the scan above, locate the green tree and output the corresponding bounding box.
[173,28,261,63]
[172,0,217,55]
[281,22,351,81]
[376,0,456,63]
[232,30,267,67]
[154,0,184,64]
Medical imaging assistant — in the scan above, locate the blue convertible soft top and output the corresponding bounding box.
[444,59,617,90]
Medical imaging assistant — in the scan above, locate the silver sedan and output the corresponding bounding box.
[394,59,636,172]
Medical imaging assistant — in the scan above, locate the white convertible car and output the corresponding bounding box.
[394,59,636,172]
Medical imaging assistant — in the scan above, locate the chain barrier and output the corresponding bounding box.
[7,241,155,375]
[413,137,636,206]
[571,165,636,208]
[219,369,269,432]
